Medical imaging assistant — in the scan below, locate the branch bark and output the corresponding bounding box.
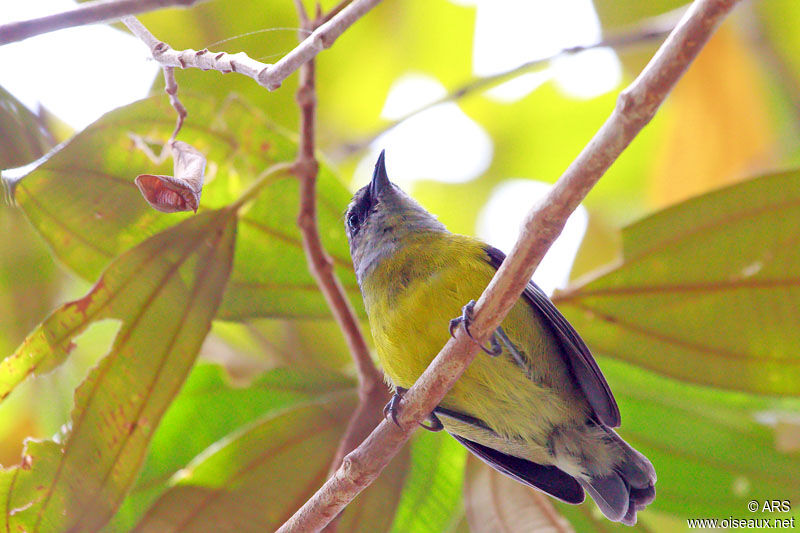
[0,0,199,46]
[121,0,383,91]
[290,4,388,500]
[276,0,742,531]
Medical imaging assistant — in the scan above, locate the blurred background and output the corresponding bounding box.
[1,0,799,531]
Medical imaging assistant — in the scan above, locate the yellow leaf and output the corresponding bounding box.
[463,455,574,533]
[649,25,775,207]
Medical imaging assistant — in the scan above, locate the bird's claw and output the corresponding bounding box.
[449,300,503,356]
[383,388,405,428]
[383,387,445,432]
[419,412,444,432]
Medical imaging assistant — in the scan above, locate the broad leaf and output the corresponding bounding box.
[108,364,357,531]
[0,207,237,531]
[228,165,359,319]
[0,203,60,358]
[592,0,686,30]
[390,431,467,533]
[132,397,358,532]
[10,94,362,320]
[648,26,775,208]
[599,359,800,519]
[0,86,53,169]
[555,171,800,396]
[464,455,574,533]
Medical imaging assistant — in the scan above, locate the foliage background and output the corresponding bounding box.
[1,0,800,531]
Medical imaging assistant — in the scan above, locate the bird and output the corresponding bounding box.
[344,150,656,525]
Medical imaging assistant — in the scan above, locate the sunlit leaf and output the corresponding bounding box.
[757,0,800,91]
[0,207,237,531]
[390,431,467,533]
[317,0,475,141]
[0,203,60,358]
[132,396,357,532]
[592,0,686,30]
[0,86,53,169]
[10,94,362,320]
[601,359,800,519]
[227,164,359,319]
[555,170,800,396]
[109,364,356,531]
[421,82,665,236]
[649,26,776,208]
[464,455,574,533]
[10,94,285,279]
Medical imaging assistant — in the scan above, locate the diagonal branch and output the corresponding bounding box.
[276,0,742,531]
[121,0,383,92]
[0,0,200,46]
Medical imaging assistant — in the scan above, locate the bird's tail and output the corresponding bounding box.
[579,428,656,526]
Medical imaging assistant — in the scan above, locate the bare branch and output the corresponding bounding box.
[0,0,200,46]
[319,0,356,26]
[337,17,677,158]
[276,0,742,531]
[162,67,186,143]
[266,0,383,90]
[290,8,386,490]
[121,0,383,92]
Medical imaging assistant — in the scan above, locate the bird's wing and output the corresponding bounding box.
[483,246,621,427]
[434,406,585,503]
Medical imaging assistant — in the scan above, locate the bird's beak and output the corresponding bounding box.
[369,149,391,200]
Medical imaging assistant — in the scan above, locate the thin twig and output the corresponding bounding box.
[120,17,186,143]
[290,8,388,532]
[290,5,386,484]
[121,0,383,91]
[162,67,187,143]
[337,20,676,158]
[319,0,356,26]
[276,1,742,531]
[0,0,199,46]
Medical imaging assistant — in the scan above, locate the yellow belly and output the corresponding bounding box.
[361,234,589,444]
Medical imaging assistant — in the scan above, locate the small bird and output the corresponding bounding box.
[345,151,656,525]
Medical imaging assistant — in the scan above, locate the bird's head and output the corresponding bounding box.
[345,150,446,285]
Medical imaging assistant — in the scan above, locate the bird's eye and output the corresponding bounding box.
[347,212,360,232]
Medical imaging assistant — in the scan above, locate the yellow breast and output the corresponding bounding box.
[360,233,587,442]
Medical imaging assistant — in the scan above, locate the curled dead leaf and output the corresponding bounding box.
[135,141,206,213]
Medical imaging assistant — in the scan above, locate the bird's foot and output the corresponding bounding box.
[448,300,503,356]
[420,411,444,432]
[383,388,405,428]
[383,387,444,431]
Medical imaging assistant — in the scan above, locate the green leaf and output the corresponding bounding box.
[131,395,358,532]
[11,94,362,320]
[601,359,800,519]
[390,431,466,533]
[0,207,237,532]
[591,0,686,30]
[227,164,360,319]
[0,203,61,358]
[317,0,476,141]
[555,170,800,396]
[109,364,357,531]
[0,86,53,169]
